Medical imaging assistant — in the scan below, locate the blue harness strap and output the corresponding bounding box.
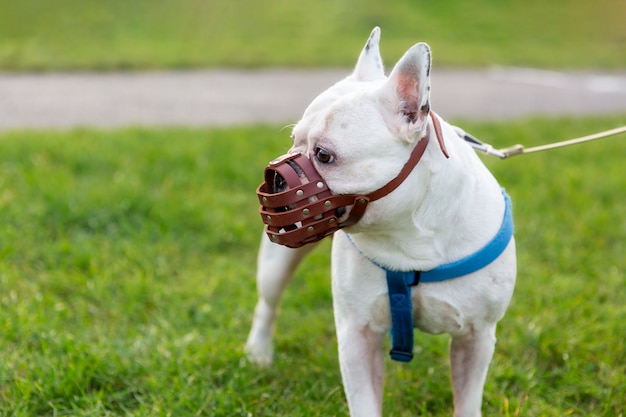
[420,190,514,282]
[385,270,419,362]
[379,189,513,362]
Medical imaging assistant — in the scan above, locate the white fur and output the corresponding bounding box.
[246,27,516,417]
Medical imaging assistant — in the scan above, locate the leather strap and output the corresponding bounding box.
[430,111,449,159]
[367,135,429,202]
[367,111,446,202]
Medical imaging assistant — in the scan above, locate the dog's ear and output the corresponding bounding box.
[352,27,384,81]
[383,43,432,139]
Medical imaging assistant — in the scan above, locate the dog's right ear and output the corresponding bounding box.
[352,27,384,81]
[382,43,432,141]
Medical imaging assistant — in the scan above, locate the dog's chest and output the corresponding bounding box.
[368,289,464,335]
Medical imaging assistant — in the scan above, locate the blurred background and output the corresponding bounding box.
[1,1,625,416]
[1,0,625,71]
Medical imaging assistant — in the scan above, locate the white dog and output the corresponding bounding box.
[246,27,516,417]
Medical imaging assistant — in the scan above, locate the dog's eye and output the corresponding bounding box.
[314,147,334,164]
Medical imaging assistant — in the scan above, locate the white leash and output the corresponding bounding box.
[456,125,626,159]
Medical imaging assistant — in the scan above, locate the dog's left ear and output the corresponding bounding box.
[382,43,432,140]
[352,27,385,81]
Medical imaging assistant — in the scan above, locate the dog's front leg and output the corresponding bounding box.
[332,232,386,417]
[335,317,385,417]
[245,233,317,366]
[449,325,497,417]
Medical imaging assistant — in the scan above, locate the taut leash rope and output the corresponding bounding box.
[498,125,626,159]
[458,125,626,159]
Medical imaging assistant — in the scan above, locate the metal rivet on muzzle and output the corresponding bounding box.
[270,235,280,243]
[358,198,366,204]
[324,201,331,207]
[329,218,336,224]
[266,215,272,222]
[307,226,314,233]
[296,190,304,197]
[302,208,310,216]
[317,182,324,189]
[263,197,268,203]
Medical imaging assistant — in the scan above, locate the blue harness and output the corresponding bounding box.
[346,189,513,362]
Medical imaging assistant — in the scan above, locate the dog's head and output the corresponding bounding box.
[258,27,447,248]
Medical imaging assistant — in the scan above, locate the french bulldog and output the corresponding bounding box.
[246,27,516,417]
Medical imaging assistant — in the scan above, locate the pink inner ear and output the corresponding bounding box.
[397,75,421,123]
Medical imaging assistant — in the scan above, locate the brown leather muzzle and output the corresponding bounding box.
[256,111,446,248]
[256,153,369,248]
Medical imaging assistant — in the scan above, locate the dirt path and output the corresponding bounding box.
[1,68,625,130]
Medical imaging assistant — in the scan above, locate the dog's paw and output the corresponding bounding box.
[244,338,274,367]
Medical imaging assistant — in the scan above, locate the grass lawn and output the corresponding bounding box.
[0,115,625,416]
[0,0,625,70]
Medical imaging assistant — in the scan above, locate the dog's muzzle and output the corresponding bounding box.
[256,153,370,248]
[256,111,446,248]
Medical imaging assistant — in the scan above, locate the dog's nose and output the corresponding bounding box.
[264,169,297,221]
[335,206,347,218]
[270,171,287,193]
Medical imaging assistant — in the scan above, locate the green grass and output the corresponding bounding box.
[0,0,625,71]
[0,116,625,416]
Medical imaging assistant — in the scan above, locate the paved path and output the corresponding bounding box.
[1,68,626,130]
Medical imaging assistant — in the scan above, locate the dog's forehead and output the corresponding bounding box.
[295,77,384,137]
